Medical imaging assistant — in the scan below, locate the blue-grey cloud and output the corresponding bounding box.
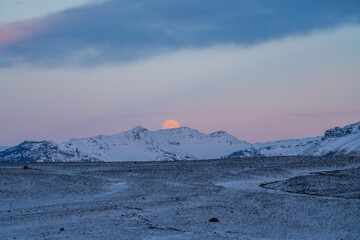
[1,0,359,67]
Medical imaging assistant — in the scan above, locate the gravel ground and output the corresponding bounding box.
[1,156,360,240]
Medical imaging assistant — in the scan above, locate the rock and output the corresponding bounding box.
[60,228,64,231]
[23,165,30,169]
[209,218,219,222]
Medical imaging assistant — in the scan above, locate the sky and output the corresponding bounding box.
[0,0,360,146]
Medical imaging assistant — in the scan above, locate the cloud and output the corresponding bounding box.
[0,18,47,52]
[0,24,359,144]
[0,0,103,24]
[0,0,359,67]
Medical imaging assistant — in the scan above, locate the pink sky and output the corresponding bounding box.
[0,18,46,51]
[0,25,359,145]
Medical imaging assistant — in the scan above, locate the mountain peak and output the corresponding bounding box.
[322,121,360,140]
[18,140,58,149]
[131,125,148,132]
[160,126,194,131]
[210,130,229,136]
[156,126,201,136]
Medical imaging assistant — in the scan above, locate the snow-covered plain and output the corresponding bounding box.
[1,156,360,239]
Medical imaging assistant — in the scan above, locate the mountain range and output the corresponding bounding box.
[0,121,359,162]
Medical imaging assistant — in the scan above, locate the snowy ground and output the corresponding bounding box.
[1,156,360,240]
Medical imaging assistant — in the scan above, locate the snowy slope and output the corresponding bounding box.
[227,121,360,157]
[304,121,360,156]
[0,146,9,152]
[60,126,251,161]
[252,137,321,156]
[151,128,250,159]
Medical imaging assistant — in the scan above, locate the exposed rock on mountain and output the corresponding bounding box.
[223,147,264,159]
[304,122,360,156]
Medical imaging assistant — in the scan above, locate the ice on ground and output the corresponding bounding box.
[107,181,127,193]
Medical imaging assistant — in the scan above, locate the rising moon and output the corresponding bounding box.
[162,120,180,129]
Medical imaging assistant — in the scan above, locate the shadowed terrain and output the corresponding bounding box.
[261,167,360,199]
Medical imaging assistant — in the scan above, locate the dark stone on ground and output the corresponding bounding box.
[209,218,219,222]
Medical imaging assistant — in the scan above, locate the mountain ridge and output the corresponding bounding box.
[0,121,359,162]
[60,126,250,161]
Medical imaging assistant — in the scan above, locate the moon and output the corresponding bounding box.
[162,120,180,129]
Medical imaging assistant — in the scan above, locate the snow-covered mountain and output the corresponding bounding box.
[303,121,360,156]
[251,137,321,156]
[223,147,264,159]
[225,121,360,158]
[0,141,99,162]
[0,121,359,162]
[0,146,9,152]
[60,126,251,161]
